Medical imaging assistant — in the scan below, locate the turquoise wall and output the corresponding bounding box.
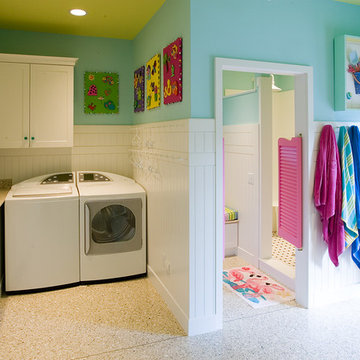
[190,0,360,122]
[223,71,255,94]
[275,75,294,92]
[223,72,293,95]
[133,0,190,124]
[0,29,133,125]
[223,91,259,126]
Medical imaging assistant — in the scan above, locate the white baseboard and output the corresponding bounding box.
[259,258,295,291]
[237,247,257,266]
[147,265,189,334]
[225,247,237,257]
[147,265,222,336]
[187,315,222,336]
[308,282,360,308]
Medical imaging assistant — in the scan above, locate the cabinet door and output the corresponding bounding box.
[0,63,29,148]
[30,64,73,147]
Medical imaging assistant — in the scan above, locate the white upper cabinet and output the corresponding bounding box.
[0,63,29,148]
[0,54,78,148]
[30,64,74,147]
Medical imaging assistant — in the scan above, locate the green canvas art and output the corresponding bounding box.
[84,72,119,114]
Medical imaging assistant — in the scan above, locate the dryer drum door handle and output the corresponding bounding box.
[85,204,91,255]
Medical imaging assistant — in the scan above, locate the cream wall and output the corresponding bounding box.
[272,90,295,205]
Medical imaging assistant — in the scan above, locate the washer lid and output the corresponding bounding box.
[12,184,74,198]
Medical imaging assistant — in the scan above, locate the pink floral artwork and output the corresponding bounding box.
[163,37,182,105]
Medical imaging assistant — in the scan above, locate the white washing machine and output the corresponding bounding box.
[77,171,146,281]
[5,172,79,291]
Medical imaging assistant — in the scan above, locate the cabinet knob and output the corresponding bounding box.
[31,137,35,140]
[24,136,28,140]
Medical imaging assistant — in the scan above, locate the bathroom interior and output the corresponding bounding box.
[223,70,296,290]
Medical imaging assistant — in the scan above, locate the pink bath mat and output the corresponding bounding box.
[223,265,294,308]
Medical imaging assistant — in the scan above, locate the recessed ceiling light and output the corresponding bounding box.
[70,9,87,16]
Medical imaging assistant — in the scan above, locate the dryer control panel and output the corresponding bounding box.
[41,173,74,184]
[78,172,111,182]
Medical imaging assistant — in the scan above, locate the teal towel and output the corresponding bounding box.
[338,126,358,248]
[348,126,360,268]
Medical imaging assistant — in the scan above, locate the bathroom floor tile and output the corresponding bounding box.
[272,232,296,268]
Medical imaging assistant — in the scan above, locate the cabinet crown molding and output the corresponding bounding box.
[0,53,78,66]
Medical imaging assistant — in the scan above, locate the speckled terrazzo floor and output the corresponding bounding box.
[2,264,360,359]
[0,277,185,360]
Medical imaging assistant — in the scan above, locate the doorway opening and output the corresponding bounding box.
[214,58,313,321]
[222,72,296,288]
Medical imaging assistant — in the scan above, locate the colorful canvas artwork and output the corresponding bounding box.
[146,54,161,110]
[84,72,119,114]
[163,37,182,104]
[134,66,145,112]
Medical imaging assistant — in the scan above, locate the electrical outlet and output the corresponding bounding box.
[165,260,171,275]
[248,173,255,185]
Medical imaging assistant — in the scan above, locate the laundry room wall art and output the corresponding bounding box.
[146,54,161,110]
[134,66,145,112]
[84,72,119,114]
[163,37,183,104]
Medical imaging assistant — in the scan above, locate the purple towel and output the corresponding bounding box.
[314,125,345,266]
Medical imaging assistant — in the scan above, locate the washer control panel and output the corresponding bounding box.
[78,172,111,182]
[41,173,74,184]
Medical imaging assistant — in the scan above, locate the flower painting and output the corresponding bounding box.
[163,38,182,104]
[84,72,119,114]
[134,66,145,112]
[347,50,360,95]
[146,54,161,110]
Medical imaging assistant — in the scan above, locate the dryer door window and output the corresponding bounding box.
[85,198,142,256]
[92,205,135,244]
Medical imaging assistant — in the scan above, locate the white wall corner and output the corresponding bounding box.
[132,119,191,335]
[147,265,189,333]
[187,118,222,336]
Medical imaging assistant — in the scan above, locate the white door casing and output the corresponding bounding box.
[215,58,313,320]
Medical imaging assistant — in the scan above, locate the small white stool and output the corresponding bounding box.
[225,219,239,257]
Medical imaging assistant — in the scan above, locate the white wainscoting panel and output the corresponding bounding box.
[131,118,217,335]
[72,125,133,177]
[188,119,218,335]
[224,124,259,266]
[310,122,360,306]
[0,147,72,184]
[131,119,190,333]
[0,125,133,184]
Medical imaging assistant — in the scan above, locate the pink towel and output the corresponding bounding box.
[314,125,344,266]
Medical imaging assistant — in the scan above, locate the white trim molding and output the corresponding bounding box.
[215,58,313,313]
[0,53,78,66]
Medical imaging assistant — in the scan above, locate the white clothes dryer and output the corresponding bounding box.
[5,172,79,291]
[76,171,146,281]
